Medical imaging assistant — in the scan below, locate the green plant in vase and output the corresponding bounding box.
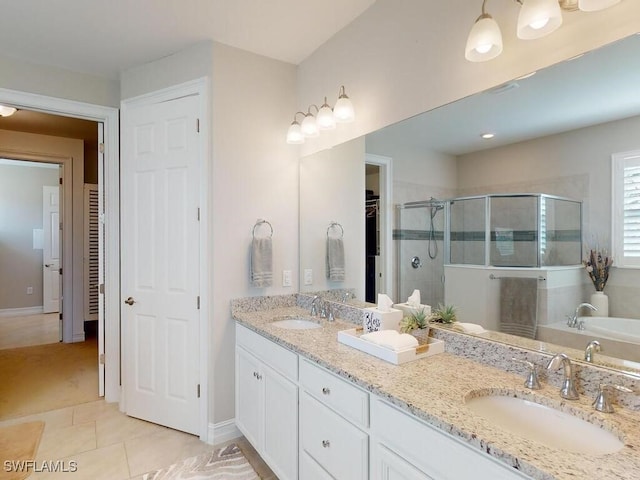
[399,308,429,333]
[430,304,458,324]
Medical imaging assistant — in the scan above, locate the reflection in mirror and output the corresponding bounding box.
[299,34,640,375]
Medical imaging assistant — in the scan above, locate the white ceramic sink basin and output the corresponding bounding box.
[271,318,321,330]
[466,393,623,455]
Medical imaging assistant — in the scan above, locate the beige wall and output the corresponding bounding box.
[0,162,59,309]
[0,130,85,341]
[211,42,298,425]
[0,53,119,107]
[297,0,640,156]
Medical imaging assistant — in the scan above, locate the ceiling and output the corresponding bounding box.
[368,34,640,156]
[0,0,376,79]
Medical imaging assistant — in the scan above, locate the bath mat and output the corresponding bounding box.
[143,443,260,479]
[0,421,45,480]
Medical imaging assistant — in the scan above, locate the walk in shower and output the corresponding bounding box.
[395,198,446,308]
[396,194,583,339]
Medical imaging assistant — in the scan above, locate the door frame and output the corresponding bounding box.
[365,154,393,298]
[0,87,120,402]
[120,77,210,440]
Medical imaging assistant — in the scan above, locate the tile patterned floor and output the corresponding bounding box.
[0,400,276,479]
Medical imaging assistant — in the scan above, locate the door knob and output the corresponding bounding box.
[45,264,52,267]
[124,296,136,305]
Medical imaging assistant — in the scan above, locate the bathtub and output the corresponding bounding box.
[537,316,640,364]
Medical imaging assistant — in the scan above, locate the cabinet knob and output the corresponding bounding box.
[322,387,331,395]
[322,440,330,448]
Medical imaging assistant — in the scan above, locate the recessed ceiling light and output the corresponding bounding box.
[481,133,495,139]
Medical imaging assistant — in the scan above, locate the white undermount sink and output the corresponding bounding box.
[271,318,321,330]
[466,392,624,455]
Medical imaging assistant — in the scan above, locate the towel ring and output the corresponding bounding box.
[327,221,344,238]
[253,219,273,238]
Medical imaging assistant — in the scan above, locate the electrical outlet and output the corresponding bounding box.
[282,270,292,287]
[304,268,313,286]
[27,286,33,295]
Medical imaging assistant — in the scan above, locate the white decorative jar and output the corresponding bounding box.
[589,291,609,317]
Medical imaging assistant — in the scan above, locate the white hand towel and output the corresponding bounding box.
[250,236,273,287]
[379,333,419,351]
[361,330,398,345]
[452,322,487,334]
[326,237,345,281]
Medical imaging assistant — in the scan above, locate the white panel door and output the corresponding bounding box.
[122,94,200,434]
[43,185,61,314]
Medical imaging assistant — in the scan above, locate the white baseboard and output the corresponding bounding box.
[208,418,241,445]
[0,306,44,317]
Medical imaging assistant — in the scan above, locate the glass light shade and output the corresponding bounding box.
[517,0,563,40]
[465,15,503,62]
[286,122,305,144]
[301,113,319,137]
[334,95,355,123]
[316,103,336,130]
[0,105,17,117]
[578,0,620,11]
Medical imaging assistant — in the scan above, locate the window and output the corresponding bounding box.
[612,150,640,267]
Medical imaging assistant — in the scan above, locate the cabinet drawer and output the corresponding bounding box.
[301,392,368,480]
[300,451,334,480]
[371,399,531,480]
[236,324,298,380]
[300,358,369,428]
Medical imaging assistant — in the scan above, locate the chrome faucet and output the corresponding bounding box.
[310,295,321,316]
[584,340,601,363]
[342,291,354,303]
[511,358,541,390]
[593,383,633,413]
[546,353,579,400]
[326,302,335,322]
[567,302,597,328]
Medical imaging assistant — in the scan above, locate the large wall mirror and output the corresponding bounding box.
[299,33,640,374]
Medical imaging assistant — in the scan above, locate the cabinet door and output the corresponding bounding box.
[235,346,263,450]
[301,392,368,480]
[263,364,298,480]
[300,451,335,480]
[372,442,434,480]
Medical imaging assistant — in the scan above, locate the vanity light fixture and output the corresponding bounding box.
[465,0,621,62]
[0,105,17,117]
[286,86,354,144]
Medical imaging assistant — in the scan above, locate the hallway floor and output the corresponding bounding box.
[0,313,59,350]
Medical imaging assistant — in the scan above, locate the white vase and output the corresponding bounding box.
[589,291,609,317]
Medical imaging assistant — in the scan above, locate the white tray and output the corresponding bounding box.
[337,328,444,365]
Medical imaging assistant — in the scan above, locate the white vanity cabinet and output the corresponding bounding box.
[370,399,532,480]
[235,325,298,480]
[299,358,370,479]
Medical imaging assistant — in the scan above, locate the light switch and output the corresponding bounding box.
[304,268,313,286]
[282,270,292,287]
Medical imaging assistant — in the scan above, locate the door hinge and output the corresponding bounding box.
[59,313,63,320]
[197,384,201,398]
[59,222,63,231]
[99,284,105,294]
[196,118,200,133]
[99,353,105,365]
[59,268,62,275]
[99,143,105,154]
[197,207,200,221]
[197,296,200,310]
[59,177,63,185]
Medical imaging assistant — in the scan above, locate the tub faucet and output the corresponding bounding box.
[567,302,597,328]
[546,353,579,400]
[584,340,601,363]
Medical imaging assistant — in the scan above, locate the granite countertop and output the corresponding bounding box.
[232,305,640,480]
